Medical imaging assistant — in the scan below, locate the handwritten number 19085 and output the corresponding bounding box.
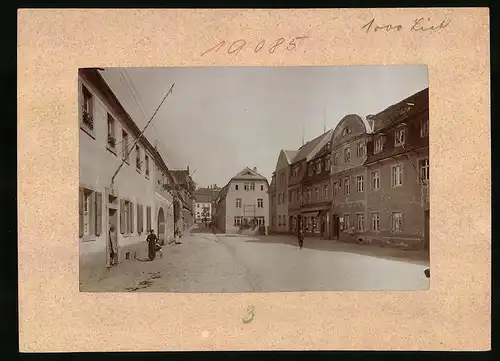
[201,36,309,57]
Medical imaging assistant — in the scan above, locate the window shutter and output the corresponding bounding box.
[140,204,143,233]
[120,199,125,234]
[147,206,151,231]
[130,202,134,233]
[137,203,140,233]
[79,188,84,238]
[400,214,404,232]
[95,192,102,236]
[89,193,95,236]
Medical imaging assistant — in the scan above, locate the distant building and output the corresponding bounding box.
[215,167,269,233]
[194,185,220,223]
[171,167,197,232]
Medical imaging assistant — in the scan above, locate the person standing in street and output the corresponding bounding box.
[146,229,158,261]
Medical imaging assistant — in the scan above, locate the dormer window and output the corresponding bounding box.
[344,147,351,163]
[357,142,366,157]
[308,164,314,176]
[395,127,406,147]
[342,127,351,136]
[325,155,331,170]
[316,159,322,174]
[333,152,339,165]
[374,136,385,154]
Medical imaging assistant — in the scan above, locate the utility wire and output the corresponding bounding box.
[111,82,175,185]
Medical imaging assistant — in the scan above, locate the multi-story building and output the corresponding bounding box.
[299,129,334,238]
[194,185,220,223]
[268,173,277,232]
[78,68,180,286]
[364,88,429,250]
[171,167,196,232]
[287,131,333,235]
[214,167,269,233]
[270,150,297,233]
[330,114,373,241]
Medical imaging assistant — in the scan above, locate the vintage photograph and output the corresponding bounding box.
[78,66,430,292]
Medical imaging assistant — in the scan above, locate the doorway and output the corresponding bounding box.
[424,210,430,252]
[157,207,165,245]
[332,214,339,239]
[107,208,118,267]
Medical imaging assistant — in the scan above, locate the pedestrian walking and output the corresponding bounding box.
[298,229,304,249]
[108,225,118,266]
[146,229,158,261]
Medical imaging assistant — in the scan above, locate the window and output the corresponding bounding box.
[357,213,365,231]
[257,217,265,226]
[283,192,287,203]
[342,127,350,136]
[235,184,239,190]
[343,214,351,229]
[107,114,116,149]
[137,203,144,234]
[357,142,365,157]
[197,204,200,208]
[257,198,263,208]
[136,145,141,170]
[292,191,296,203]
[282,216,286,226]
[421,118,429,137]
[392,212,403,232]
[323,184,328,199]
[250,182,255,191]
[371,212,380,231]
[356,175,364,193]
[344,177,350,195]
[261,185,264,191]
[308,188,312,201]
[333,153,339,165]
[395,127,405,146]
[391,165,403,187]
[419,158,429,182]
[81,85,94,131]
[236,198,242,208]
[121,199,134,235]
[316,160,322,174]
[244,183,249,190]
[292,166,299,178]
[315,186,319,200]
[145,154,150,176]
[333,182,339,197]
[371,170,380,190]
[278,193,281,204]
[278,215,282,226]
[122,130,129,162]
[344,147,351,163]
[308,164,314,176]
[374,137,384,153]
[83,190,92,235]
[234,216,243,226]
[325,155,331,170]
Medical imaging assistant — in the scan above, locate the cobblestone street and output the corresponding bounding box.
[82,224,430,292]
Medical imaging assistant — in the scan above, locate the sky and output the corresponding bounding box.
[99,66,428,188]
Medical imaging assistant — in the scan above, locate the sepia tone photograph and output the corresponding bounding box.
[78,66,430,293]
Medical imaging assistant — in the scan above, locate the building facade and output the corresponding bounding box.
[271,150,297,233]
[171,168,196,232]
[287,131,333,236]
[330,114,373,242]
[268,173,277,232]
[78,68,180,285]
[364,88,429,250]
[215,167,269,234]
[299,130,334,238]
[194,185,220,223]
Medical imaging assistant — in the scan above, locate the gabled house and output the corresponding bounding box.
[171,167,197,232]
[287,131,333,236]
[330,114,373,241]
[269,149,298,234]
[364,87,429,250]
[214,167,269,234]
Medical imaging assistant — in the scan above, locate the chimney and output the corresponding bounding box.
[187,165,190,173]
[253,167,257,172]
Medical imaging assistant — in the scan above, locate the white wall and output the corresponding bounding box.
[224,179,269,233]
[79,75,158,284]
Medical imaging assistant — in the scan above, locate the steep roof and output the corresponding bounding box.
[370,87,429,132]
[170,169,189,183]
[231,167,267,181]
[283,150,298,163]
[291,131,332,164]
[306,129,334,162]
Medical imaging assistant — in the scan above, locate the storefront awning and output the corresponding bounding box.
[302,211,319,218]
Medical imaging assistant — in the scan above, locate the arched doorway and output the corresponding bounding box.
[157,207,166,245]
